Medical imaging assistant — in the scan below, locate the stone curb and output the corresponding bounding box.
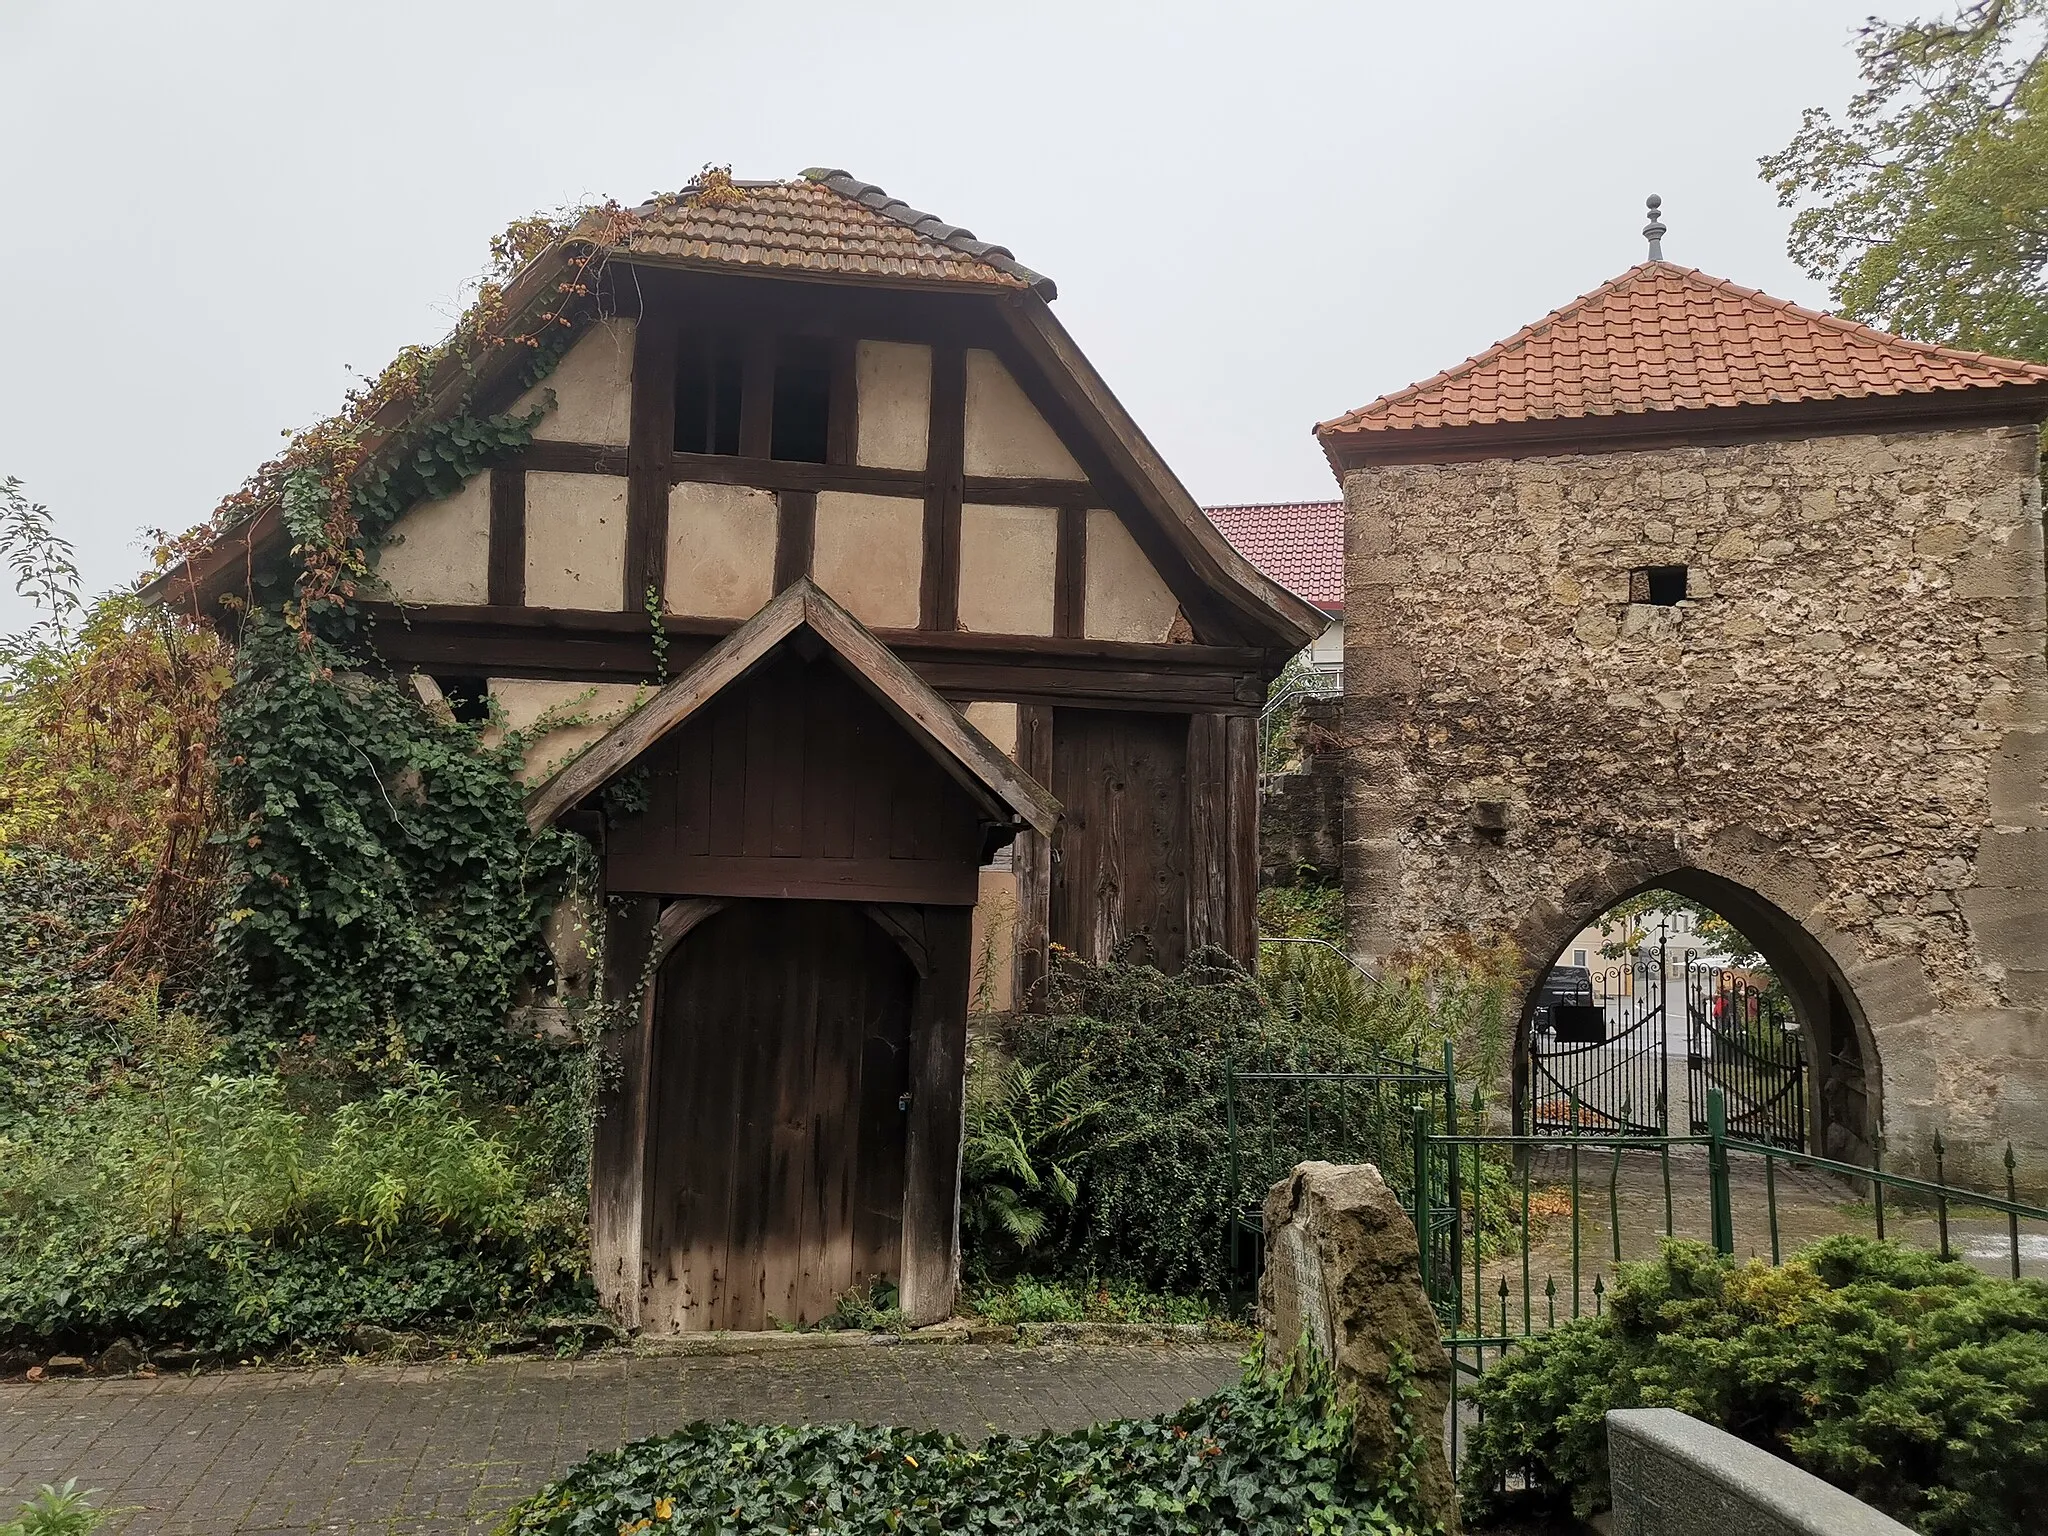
[620,1320,1243,1357]
[0,1321,1246,1382]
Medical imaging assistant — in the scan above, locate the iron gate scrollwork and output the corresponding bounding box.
[1685,958,1807,1149]
[1524,936,1670,1137]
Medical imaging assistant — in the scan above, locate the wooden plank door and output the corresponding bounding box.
[641,900,913,1332]
[1049,709,1191,971]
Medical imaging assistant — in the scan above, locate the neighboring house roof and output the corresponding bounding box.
[617,170,1056,298]
[1318,261,2048,468]
[1202,502,1344,614]
[526,578,1060,837]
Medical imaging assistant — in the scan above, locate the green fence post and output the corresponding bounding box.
[1446,1077,1464,1330]
[1708,1087,1734,1256]
[1412,1103,1432,1307]
[1226,1067,1240,1296]
[1872,1131,1886,1242]
[2008,1143,2023,1281]
[1934,1130,1950,1261]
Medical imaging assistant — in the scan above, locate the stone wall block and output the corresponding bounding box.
[1259,1162,1457,1532]
[1959,884,2048,963]
[1973,827,2048,889]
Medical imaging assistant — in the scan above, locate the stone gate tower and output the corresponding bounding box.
[1319,223,2048,1186]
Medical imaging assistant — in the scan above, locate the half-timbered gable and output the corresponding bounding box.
[151,168,1324,1329]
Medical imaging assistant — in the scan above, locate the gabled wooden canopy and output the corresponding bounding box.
[525,578,1061,837]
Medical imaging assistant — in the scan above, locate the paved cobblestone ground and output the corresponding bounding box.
[0,1341,1244,1535]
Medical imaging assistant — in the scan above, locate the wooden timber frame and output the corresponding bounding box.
[147,224,1327,1331]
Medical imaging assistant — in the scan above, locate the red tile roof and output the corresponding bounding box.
[1202,501,1344,612]
[614,170,1053,296]
[1319,262,2048,439]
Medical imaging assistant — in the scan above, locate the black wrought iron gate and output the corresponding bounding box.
[1685,960,1807,1149]
[1524,941,1670,1136]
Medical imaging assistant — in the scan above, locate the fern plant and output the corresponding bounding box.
[961,1061,1106,1262]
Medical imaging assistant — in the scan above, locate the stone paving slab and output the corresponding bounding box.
[0,1342,1245,1534]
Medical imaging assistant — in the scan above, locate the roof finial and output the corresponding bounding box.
[1643,194,1666,262]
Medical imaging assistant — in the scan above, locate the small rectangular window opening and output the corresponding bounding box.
[770,336,834,464]
[675,332,743,456]
[1629,564,1687,606]
[1572,949,1588,968]
[436,675,491,725]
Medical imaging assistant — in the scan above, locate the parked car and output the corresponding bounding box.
[1534,965,1597,1039]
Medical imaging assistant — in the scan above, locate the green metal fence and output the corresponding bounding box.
[1225,1061,2048,1472]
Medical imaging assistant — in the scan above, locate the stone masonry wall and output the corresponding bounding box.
[1341,424,2048,1185]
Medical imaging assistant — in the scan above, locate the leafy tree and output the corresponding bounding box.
[1762,1,2048,357]
[1592,890,1764,968]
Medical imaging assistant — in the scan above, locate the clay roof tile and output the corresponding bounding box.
[1319,262,2048,441]
[1201,501,1346,612]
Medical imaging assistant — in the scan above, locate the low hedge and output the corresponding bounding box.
[498,1357,1443,1536]
[0,1224,590,1358]
[1459,1236,2048,1536]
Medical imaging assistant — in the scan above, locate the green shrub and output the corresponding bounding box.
[0,1063,588,1355]
[0,1481,103,1536]
[497,1354,1441,1535]
[1256,881,1345,943]
[984,950,1414,1295]
[1458,1236,2048,1536]
[208,616,584,1098]
[0,849,142,1132]
[0,1223,588,1357]
[0,1068,534,1244]
[974,947,1519,1297]
[964,1277,1217,1327]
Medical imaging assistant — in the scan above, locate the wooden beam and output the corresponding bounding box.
[921,343,966,631]
[1222,713,1259,965]
[864,904,935,977]
[608,854,979,907]
[649,896,726,969]
[487,466,526,607]
[524,439,1089,509]
[518,440,630,476]
[625,307,679,611]
[899,906,973,1324]
[1012,703,1055,1010]
[668,452,922,495]
[774,490,817,591]
[591,892,661,1329]
[964,475,1097,509]
[1054,503,1086,640]
[356,601,1270,710]
[1186,713,1229,956]
[827,336,859,466]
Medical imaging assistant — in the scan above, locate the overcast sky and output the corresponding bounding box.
[0,0,1881,630]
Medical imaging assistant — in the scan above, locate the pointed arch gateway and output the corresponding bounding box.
[529,581,1059,1331]
[1512,865,1881,1167]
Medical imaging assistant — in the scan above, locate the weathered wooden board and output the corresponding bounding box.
[607,648,990,903]
[641,901,914,1332]
[1048,709,1191,972]
[899,905,973,1323]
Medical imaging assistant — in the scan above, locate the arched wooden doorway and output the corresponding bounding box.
[640,900,916,1332]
